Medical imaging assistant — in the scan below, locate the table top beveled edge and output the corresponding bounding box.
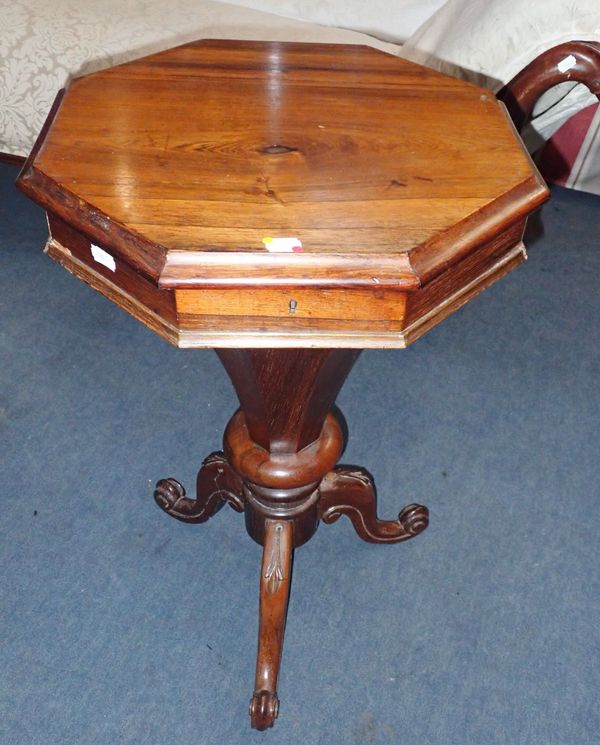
[16,89,169,283]
[16,47,550,294]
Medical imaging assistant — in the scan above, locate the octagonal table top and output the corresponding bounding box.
[17,40,549,348]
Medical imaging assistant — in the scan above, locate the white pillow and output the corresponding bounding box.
[222,0,448,43]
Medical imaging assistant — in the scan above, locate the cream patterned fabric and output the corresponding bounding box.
[0,0,400,158]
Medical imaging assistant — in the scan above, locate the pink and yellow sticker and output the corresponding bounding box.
[262,236,303,253]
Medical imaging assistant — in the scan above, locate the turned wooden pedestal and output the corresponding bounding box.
[17,40,550,729]
[154,349,428,728]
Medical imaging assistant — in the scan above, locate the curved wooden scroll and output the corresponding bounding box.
[319,467,429,544]
[498,40,600,132]
[154,452,244,523]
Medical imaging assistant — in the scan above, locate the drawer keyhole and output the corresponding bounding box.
[289,299,298,315]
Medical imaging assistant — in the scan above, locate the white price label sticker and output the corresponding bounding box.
[557,55,577,73]
[90,244,116,272]
[262,236,303,253]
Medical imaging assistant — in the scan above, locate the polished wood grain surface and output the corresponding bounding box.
[20,41,546,275]
[176,286,407,322]
[17,39,549,347]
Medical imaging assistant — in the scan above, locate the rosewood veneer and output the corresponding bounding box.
[17,40,549,729]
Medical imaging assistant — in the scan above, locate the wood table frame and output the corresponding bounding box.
[16,38,600,730]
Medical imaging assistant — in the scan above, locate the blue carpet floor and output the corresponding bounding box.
[0,161,599,745]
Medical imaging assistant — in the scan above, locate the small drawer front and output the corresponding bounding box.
[175,287,407,325]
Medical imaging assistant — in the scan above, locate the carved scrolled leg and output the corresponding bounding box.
[318,467,429,544]
[154,452,245,523]
[250,519,293,730]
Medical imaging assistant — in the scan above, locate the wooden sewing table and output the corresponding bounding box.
[17,40,548,729]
